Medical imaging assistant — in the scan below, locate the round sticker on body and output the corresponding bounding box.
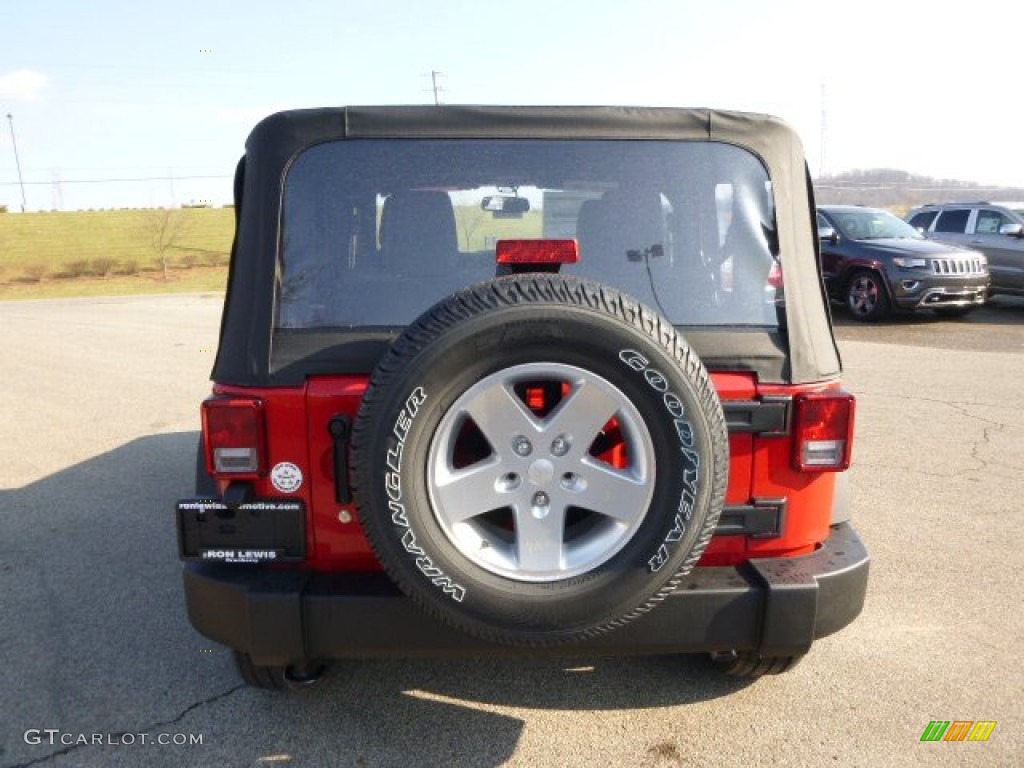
[270,462,303,493]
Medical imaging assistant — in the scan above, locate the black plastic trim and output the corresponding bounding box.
[182,522,868,665]
[717,499,786,538]
[722,399,789,435]
[264,327,791,389]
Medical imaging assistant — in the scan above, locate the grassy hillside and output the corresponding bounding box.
[0,207,235,283]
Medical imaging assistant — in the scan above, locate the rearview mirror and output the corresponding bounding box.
[481,196,530,218]
[818,226,837,243]
[999,222,1024,238]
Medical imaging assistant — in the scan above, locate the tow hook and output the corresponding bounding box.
[222,481,252,510]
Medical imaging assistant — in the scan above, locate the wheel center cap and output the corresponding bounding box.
[527,459,555,486]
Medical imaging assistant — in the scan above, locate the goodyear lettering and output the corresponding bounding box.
[663,391,686,419]
[675,418,695,448]
[620,348,702,573]
[644,368,668,392]
[619,349,649,372]
[681,447,700,494]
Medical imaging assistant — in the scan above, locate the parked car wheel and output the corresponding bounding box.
[846,270,890,322]
[351,275,729,647]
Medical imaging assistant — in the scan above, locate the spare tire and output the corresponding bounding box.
[351,275,728,646]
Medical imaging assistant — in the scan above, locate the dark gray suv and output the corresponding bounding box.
[818,205,988,321]
[907,202,1024,297]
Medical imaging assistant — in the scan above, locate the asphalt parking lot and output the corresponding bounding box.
[1,294,1021,767]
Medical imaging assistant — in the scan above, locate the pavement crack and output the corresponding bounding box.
[7,685,246,768]
[868,393,1014,430]
[854,461,959,479]
[969,424,997,471]
[127,683,247,734]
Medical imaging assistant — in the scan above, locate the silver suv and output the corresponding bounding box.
[906,202,1024,297]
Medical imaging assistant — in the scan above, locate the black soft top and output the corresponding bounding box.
[213,106,840,386]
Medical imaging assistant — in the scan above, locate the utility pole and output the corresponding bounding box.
[6,113,27,212]
[819,84,827,179]
[430,71,445,105]
[51,168,64,211]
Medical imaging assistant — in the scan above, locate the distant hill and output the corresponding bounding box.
[813,169,1024,215]
[0,208,233,283]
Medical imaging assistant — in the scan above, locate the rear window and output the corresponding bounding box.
[278,139,780,329]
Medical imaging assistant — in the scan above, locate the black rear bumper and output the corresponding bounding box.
[183,522,868,666]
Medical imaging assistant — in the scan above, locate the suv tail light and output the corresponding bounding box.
[496,239,579,265]
[202,397,267,477]
[791,392,855,472]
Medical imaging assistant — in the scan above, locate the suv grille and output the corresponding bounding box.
[931,257,985,276]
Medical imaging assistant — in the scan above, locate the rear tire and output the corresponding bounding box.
[232,651,325,691]
[709,650,803,678]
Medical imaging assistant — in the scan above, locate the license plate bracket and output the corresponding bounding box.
[177,498,306,563]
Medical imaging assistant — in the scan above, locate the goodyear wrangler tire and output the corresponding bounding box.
[351,275,728,646]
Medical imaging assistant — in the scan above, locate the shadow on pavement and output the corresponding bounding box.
[1,432,751,768]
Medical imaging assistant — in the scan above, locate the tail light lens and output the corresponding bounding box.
[496,239,579,265]
[792,392,855,472]
[201,397,266,477]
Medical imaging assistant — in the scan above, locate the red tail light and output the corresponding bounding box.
[792,392,855,472]
[201,397,266,477]
[496,239,579,265]
[767,259,784,290]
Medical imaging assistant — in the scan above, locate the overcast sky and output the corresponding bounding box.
[2,0,1022,211]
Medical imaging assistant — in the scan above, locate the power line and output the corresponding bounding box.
[0,174,231,186]
[815,183,1024,192]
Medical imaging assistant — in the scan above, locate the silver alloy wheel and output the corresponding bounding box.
[426,362,656,582]
[848,275,879,316]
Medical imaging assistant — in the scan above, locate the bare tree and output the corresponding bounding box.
[145,207,189,280]
[458,205,487,252]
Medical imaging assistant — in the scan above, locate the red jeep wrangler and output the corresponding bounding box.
[177,106,868,689]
